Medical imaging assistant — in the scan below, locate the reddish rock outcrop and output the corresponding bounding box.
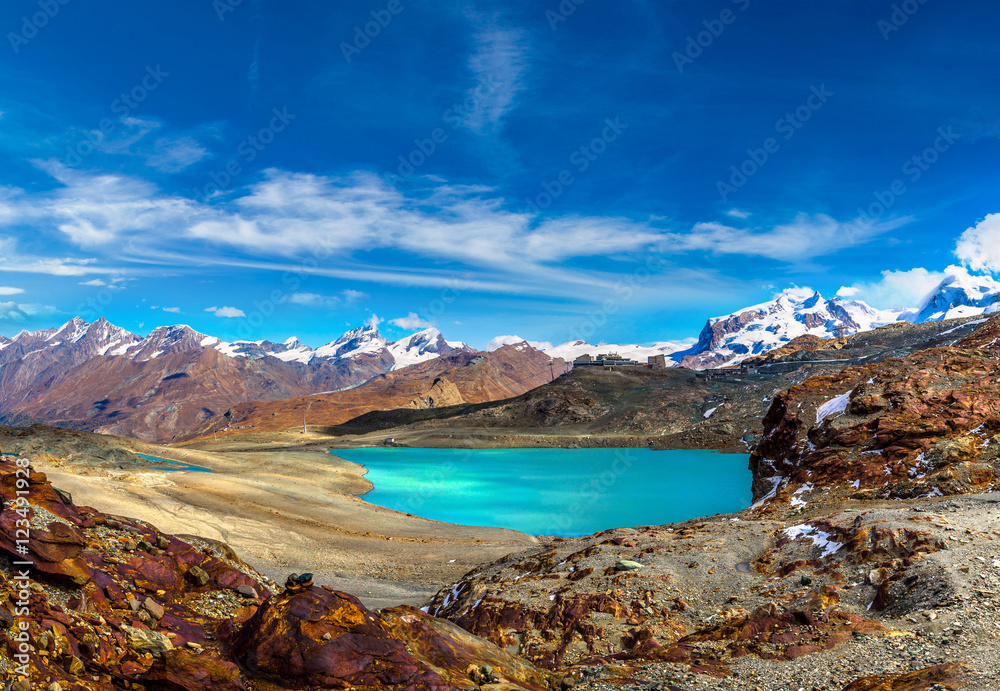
[840,663,964,690]
[749,314,1000,511]
[0,455,551,690]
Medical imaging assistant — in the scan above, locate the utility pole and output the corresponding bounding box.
[303,401,313,434]
[549,360,555,381]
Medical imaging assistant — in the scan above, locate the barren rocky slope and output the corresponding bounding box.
[324,316,989,452]
[3,317,1000,689]
[748,313,1000,514]
[182,344,564,443]
[0,454,554,690]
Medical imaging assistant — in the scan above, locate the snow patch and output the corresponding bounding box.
[783,524,844,558]
[816,390,852,425]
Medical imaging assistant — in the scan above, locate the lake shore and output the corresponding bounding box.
[33,442,538,610]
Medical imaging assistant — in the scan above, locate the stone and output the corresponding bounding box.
[156,535,170,550]
[143,597,165,620]
[141,649,246,691]
[65,654,85,675]
[122,625,174,654]
[615,560,644,571]
[235,584,258,599]
[186,565,210,587]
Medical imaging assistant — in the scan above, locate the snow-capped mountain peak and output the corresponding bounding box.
[387,327,469,370]
[315,322,387,360]
[680,287,902,369]
[121,324,213,361]
[906,268,1000,323]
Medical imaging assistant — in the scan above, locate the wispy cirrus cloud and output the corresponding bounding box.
[461,12,528,135]
[0,163,907,303]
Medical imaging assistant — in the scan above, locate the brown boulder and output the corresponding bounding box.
[230,588,548,690]
[142,649,247,691]
[841,663,964,690]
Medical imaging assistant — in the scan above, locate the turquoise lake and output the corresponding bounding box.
[138,453,213,473]
[329,447,752,536]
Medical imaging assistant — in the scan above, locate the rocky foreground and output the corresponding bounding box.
[6,315,1000,689]
[0,454,555,690]
[0,451,988,691]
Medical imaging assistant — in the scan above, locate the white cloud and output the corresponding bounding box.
[0,164,912,303]
[341,288,367,303]
[206,306,245,318]
[146,136,210,172]
[365,314,382,328]
[726,209,751,219]
[162,307,181,313]
[462,21,527,134]
[955,213,1000,274]
[389,312,434,330]
[285,289,368,309]
[837,267,946,309]
[0,301,56,321]
[286,292,327,308]
[681,213,909,262]
[78,275,130,289]
[0,301,26,321]
[0,287,24,296]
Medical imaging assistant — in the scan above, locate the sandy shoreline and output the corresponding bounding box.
[35,442,538,610]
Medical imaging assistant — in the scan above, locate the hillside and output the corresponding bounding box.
[325,315,991,450]
[0,319,470,443]
[181,343,565,442]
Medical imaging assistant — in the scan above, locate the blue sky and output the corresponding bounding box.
[1,0,1000,349]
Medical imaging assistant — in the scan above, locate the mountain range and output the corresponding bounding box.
[2,267,999,441]
[0,319,484,442]
[523,268,1000,369]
